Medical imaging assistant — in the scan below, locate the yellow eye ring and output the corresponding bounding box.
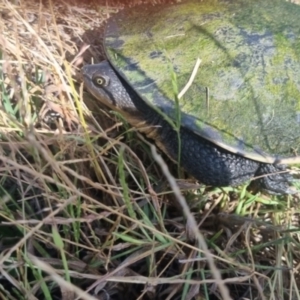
[93,75,108,87]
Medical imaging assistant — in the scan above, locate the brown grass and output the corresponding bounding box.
[0,0,300,299]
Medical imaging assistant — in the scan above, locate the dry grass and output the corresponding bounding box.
[1,0,300,299]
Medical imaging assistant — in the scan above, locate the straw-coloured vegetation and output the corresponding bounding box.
[1,0,300,299]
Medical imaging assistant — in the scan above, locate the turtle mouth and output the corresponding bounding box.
[81,70,91,91]
[81,65,100,95]
[81,64,116,109]
[81,66,101,103]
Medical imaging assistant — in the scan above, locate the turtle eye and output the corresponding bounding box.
[93,75,109,87]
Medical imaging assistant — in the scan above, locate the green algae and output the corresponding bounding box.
[104,0,300,161]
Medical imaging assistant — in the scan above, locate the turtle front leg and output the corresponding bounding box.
[255,163,294,194]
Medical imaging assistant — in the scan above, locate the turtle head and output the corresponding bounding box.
[81,61,135,110]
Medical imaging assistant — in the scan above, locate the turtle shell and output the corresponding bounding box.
[104,0,300,164]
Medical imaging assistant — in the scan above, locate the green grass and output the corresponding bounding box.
[1,0,300,299]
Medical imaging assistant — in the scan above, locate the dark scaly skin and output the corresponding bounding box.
[82,61,293,194]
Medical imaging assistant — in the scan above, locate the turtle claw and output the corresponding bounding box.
[256,164,297,195]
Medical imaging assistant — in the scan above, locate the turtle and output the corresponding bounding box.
[81,0,300,194]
